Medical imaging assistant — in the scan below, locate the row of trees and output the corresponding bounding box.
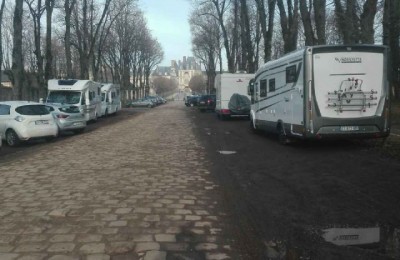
[190,0,400,98]
[0,0,164,101]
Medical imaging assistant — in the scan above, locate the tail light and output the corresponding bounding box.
[56,114,69,119]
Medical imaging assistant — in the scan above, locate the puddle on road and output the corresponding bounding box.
[218,151,237,155]
[321,226,400,258]
[322,227,380,246]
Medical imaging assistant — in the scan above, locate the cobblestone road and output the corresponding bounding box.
[0,103,238,260]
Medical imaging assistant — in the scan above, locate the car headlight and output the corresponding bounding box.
[14,116,25,122]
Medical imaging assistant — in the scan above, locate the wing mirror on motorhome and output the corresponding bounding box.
[248,79,255,95]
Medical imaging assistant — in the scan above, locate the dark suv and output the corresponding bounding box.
[185,95,200,107]
[198,94,216,112]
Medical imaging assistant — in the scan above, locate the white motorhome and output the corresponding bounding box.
[215,73,254,119]
[249,45,390,143]
[101,83,121,116]
[47,79,102,122]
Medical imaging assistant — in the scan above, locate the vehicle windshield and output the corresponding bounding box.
[15,105,50,115]
[59,106,80,113]
[47,91,81,105]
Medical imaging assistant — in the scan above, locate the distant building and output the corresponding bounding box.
[150,56,203,92]
[176,56,202,91]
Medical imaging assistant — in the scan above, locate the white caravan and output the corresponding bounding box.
[215,73,254,119]
[249,45,391,143]
[101,83,121,116]
[47,79,102,122]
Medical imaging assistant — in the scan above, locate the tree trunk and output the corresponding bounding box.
[0,0,5,86]
[212,0,235,73]
[359,0,378,44]
[44,0,54,98]
[240,0,255,73]
[64,0,76,78]
[12,0,24,100]
[277,0,299,53]
[383,0,400,99]
[299,0,315,46]
[313,0,326,44]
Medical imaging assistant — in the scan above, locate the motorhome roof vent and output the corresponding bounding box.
[58,79,78,85]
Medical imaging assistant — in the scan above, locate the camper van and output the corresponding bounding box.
[215,73,254,119]
[47,79,102,122]
[101,83,121,116]
[249,45,390,143]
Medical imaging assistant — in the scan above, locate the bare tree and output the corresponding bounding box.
[153,76,178,95]
[239,0,255,72]
[197,0,237,72]
[299,0,326,45]
[25,0,46,97]
[188,74,206,94]
[64,0,76,78]
[44,0,55,83]
[0,0,5,85]
[72,0,112,80]
[383,0,400,99]
[142,35,164,96]
[277,0,300,53]
[334,0,378,44]
[254,0,276,62]
[190,4,220,93]
[11,0,25,100]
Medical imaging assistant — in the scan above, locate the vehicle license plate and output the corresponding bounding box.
[73,122,83,126]
[35,120,49,125]
[340,126,359,131]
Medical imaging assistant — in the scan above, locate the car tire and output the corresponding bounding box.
[6,129,20,147]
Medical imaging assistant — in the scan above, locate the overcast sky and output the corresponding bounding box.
[138,0,193,66]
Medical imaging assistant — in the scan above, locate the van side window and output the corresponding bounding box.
[260,79,267,97]
[269,79,275,92]
[0,104,10,115]
[286,65,297,83]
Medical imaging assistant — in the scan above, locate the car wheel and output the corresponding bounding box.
[6,129,20,147]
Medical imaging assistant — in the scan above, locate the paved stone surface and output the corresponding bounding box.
[0,103,236,259]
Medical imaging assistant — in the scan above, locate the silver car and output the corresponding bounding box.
[129,98,155,108]
[45,104,86,134]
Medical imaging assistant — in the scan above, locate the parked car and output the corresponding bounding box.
[129,99,155,108]
[185,95,200,107]
[0,101,58,146]
[198,94,216,112]
[45,104,86,134]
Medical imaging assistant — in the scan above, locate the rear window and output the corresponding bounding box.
[59,106,80,113]
[15,105,50,115]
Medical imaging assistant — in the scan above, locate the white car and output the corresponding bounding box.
[0,101,58,146]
